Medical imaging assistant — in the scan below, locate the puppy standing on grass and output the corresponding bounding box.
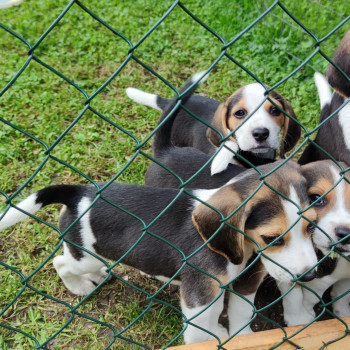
[127,73,301,174]
[0,161,319,344]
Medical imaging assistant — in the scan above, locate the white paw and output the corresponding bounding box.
[210,323,228,339]
[52,255,66,269]
[64,275,97,296]
[284,310,314,326]
[53,255,103,296]
[229,323,253,336]
[183,324,228,344]
[332,298,350,317]
[86,266,109,285]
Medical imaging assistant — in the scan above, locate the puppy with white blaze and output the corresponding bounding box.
[279,160,350,326]
[0,161,319,344]
[127,72,301,174]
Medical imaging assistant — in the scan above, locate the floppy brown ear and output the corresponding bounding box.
[192,188,245,265]
[206,102,228,147]
[325,29,350,98]
[280,100,301,158]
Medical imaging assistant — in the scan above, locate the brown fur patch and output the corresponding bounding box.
[180,277,223,308]
[226,95,247,133]
[264,99,284,128]
[246,215,289,253]
[192,186,245,265]
[308,178,336,219]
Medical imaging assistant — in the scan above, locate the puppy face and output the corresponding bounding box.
[192,161,318,283]
[302,160,350,254]
[207,83,300,158]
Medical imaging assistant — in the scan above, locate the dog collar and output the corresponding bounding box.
[236,149,276,167]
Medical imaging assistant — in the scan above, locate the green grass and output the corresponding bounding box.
[1,0,350,349]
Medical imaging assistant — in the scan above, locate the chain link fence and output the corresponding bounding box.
[1,0,350,349]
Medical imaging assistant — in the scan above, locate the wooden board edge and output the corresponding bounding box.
[165,317,350,350]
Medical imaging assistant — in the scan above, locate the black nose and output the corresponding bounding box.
[252,128,269,142]
[297,270,316,282]
[335,227,350,244]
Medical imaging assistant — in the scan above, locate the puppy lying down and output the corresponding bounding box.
[127,72,301,174]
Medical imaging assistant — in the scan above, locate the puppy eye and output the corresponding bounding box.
[307,221,316,234]
[262,235,284,246]
[309,194,327,207]
[234,109,247,119]
[270,106,281,116]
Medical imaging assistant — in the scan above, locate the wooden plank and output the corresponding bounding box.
[168,317,350,350]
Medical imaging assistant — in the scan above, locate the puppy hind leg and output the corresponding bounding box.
[86,266,109,285]
[53,243,106,296]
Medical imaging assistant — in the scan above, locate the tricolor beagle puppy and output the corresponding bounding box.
[299,28,350,165]
[0,161,318,344]
[282,29,350,326]
[127,74,300,175]
[279,160,350,326]
[144,72,246,189]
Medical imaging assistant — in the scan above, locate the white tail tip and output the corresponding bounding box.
[314,72,332,109]
[126,87,162,111]
[191,70,210,85]
[0,194,41,230]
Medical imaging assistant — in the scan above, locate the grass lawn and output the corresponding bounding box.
[0,0,350,349]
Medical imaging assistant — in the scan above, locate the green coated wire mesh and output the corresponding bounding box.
[1,0,350,349]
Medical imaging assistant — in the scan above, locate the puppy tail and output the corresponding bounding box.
[152,71,209,156]
[126,88,170,111]
[314,72,332,110]
[0,185,85,231]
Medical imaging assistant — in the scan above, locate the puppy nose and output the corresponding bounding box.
[297,269,316,282]
[252,128,269,142]
[335,227,350,244]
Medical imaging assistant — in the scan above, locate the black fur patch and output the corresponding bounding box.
[315,249,338,278]
[245,199,281,230]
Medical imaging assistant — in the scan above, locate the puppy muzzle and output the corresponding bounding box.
[296,269,317,282]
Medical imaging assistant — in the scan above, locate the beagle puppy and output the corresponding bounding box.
[144,72,246,189]
[298,72,350,165]
[0,161,318,344]
[282,29,350,326]
[279,160,350,326]
[127,74,300,175]
[299,28,350,165]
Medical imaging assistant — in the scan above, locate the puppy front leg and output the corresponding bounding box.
[301,276,336,317]
[228,259,265,335]
[228,291,255,335]
[279,282,314,326]
[331,278,350,317]
[181,292,227,344]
